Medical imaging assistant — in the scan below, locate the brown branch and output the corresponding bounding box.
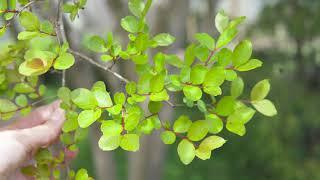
[204,48,218,66]
[68,49,130,83]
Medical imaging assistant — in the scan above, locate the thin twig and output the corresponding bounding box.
[204,48,218,66]
[56,0,67,86]
[1,0,41,29]
[164,100,184,108]
[68,49,130,83]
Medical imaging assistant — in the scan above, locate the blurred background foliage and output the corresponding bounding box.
[2,0,320,179]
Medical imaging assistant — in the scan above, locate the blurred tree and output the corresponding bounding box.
[255,0,320,89]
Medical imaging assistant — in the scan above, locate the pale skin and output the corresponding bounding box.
[0,101,65,180]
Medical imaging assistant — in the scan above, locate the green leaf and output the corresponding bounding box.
[229,16,246,29]
[21,166,36,177]
[184,44,196,66]
[216,27,238,48]
[14,83,34,93]
[125,113,140,131]
[203,85,222,96]
[250,79,270,101]
[129,0,145,17]
[232,40,252,66]
[150,89,169,102]
[0,99,18,113]
[167,75,182,91]
[78,109,101,128]
[92,81,106,91]
[194,33,215,50]
[15,94,28,107]
[19,50,56,76]
[226,121,246,136]
[19,11,40,31]
[197,100,207,113]
[132,54,148,64]
[38,84,46,96]
[165,54,183,68]
[190,64,208,85]
[183,85,202,101]
[136,71,150,90]
[63,112,79,132]
[154,52,165,73]
[35,149,52,163]
[199,135,226,150]
[106,104,122,116]
[93,90,113,108]
[138,117,154,134]
[79,0,87,7]
[120,134,140,152]
[134,33,149,51]
[63,4,75,13]
[0,27,6,37]
[203,67,225,87]
[121,16,140,33]
[150,73,165,93]
[74,128,89,143]
[126,81,137,95]
[153,33,175,46]
[160,131,176,145]
[252,99,277,117]
[187,120,209,141]
[58,87,71,103]
[0,1,7,10]
[148,101,162,114]
[206,114,223,134]
[179,67,190,83]
[75,169,89,180]
[54,53,75,70]
[228,106,256,124]
[71,88,98,109]
[98,135,121,151]
[177,139,195,165]
[215,96,236,116]
[173,115,192,133]
[215,48,232,66]
[195,145,211,160]
[17,31,39,40]
[225,70,237,81]
[236,59,262,71]
[101,120,123,135]
[60,133,73,145]
[114,92,126,105]
[195,45,210,62]
[86,36,107,53]
[101,54,113,62]
[215,11,229,34]
[231,77,244,98]
[40,20,54,34]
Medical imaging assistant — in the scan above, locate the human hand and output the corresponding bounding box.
[0,101,65,179]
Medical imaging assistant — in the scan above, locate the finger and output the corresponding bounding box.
[3,101,61,131]
[15,107,65,156]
